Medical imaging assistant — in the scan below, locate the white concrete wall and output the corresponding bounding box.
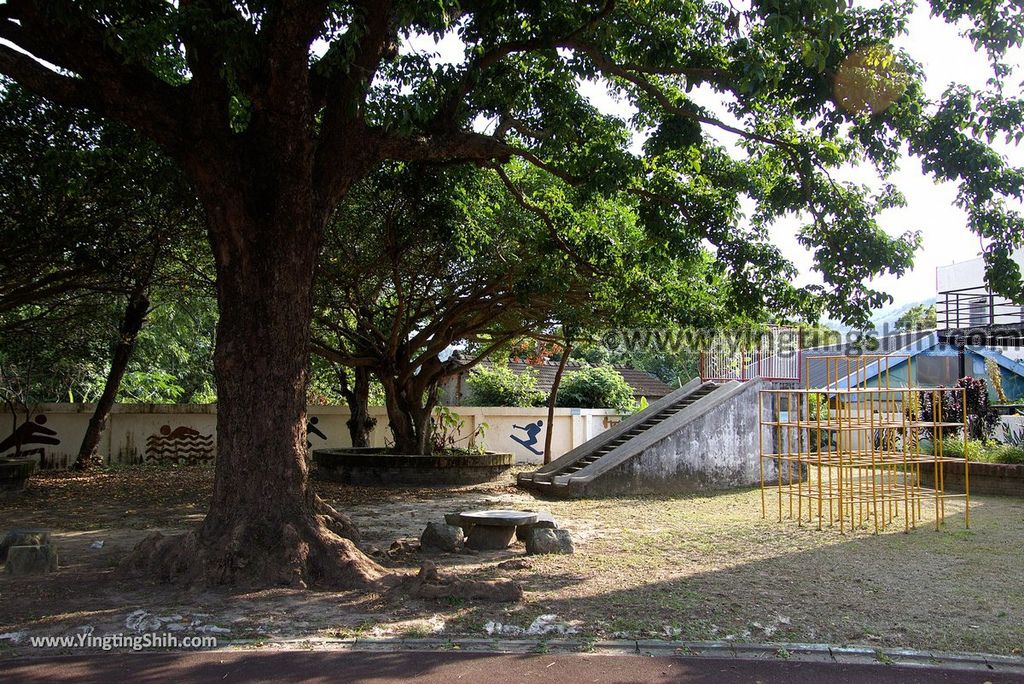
[0,403,623,469]
[936,248,1024,292]
[585,379,772,495]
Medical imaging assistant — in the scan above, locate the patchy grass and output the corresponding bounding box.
[1,466,1023,656]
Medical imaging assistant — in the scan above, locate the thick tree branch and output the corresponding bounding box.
[262,0,330,50]
[312,0,396,212]
[0,43,99,109]
[0,3,190,155]
[374,129,515,164]
[179,0,249,146]
[311,340,377,368]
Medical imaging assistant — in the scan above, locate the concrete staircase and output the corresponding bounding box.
[518,378,752,498]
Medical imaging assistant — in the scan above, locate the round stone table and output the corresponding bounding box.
[458,510,538,550]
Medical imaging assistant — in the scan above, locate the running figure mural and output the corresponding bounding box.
[306,416,327,448]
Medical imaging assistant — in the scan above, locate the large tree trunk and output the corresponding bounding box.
[336,365,375,447]
[74,283,149,470]
[380,375,436,455]
[124,189,384,589]
[411,396,436,455]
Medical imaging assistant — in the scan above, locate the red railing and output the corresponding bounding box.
[699,326,801,383]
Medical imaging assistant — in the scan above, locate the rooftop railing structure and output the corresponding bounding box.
[937,285,1024,329]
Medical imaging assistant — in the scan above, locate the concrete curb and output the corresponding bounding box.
[216,637,1024,674]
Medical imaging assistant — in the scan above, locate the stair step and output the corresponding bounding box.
[539,383,725,481]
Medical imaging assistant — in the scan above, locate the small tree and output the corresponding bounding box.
[466,364,547,408]
[557,365,636,412]
[895,304,937,332]
[314,162,686,454]
[0,84,208,468]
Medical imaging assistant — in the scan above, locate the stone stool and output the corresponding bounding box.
[458,510,538,550]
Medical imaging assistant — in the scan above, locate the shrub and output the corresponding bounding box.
[465,363,546,407]
[430,405,487,454]
[935,438,1024,464]
[920,376,998,440]
[934,437,984,461]
[556,365,636,412]
[989,444,1024,465]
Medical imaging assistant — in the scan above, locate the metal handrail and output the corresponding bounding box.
[937,285,1024,329]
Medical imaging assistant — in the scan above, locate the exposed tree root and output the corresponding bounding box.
[122,509,523,600]
[122,513,384,590]
[314,496,360,543]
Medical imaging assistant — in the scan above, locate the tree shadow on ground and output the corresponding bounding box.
[445,502,1023,655]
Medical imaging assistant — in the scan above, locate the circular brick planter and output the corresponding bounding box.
[313,448,514,486]
[0,458,36,497]
[917,460,1024,497]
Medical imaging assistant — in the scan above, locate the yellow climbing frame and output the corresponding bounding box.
[758,354,970,533]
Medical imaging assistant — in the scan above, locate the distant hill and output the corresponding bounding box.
[820,297,937,336]
[871,298,937,332]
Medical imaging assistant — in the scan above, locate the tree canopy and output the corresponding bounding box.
[312,160,716,453]
[3,2,1020,321]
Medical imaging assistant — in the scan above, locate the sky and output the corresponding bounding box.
[796,2,1024,307]
[407,1,1024,311]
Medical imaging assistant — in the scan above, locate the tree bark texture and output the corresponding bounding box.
[336,365,375,448]
[380,374,437,455]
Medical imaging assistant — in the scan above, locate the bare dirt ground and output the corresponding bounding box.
[1,465,1022,657]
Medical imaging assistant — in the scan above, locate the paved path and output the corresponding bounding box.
[2,651,1021,683]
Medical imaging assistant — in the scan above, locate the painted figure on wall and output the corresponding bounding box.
[145,424,215,465]
[510,420,545,456]
[0,414,60,459]
[306,416,327,449]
